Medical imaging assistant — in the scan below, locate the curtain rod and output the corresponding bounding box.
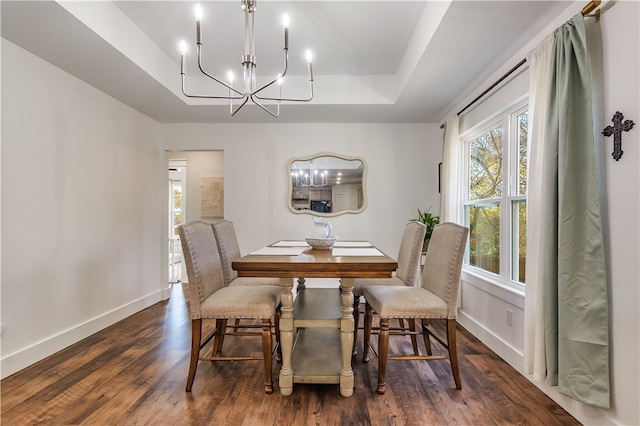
[456,58,527,117]
[443,0,602,125]
[582,0,601,20]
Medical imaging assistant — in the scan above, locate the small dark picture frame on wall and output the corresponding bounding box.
[438,162,442,193]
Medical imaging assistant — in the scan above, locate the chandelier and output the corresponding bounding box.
[179,0,314,118]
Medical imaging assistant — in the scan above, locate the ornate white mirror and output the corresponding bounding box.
[288,153,367,217]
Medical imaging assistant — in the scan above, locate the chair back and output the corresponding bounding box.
[177,221,226,319]
[212,220,241,286]
[395,221,426,286]
[421,222,468,318]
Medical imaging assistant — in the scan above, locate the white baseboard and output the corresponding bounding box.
[160,283,173,300]
[0,290,165,379]
[457,310,619,426]
[457,310,524,372]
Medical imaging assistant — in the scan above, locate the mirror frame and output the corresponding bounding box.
[288,152,367,217]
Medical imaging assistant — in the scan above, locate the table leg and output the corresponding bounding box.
[339,277,355,397]
[278,277,295,396]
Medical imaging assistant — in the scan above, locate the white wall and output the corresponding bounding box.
[0,39,166,378]
[449,2,640,425]
[162,123,443,258]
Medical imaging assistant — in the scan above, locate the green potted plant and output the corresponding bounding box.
[415,207,440,252]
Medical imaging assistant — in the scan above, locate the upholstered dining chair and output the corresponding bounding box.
[352,221,426,357]
[212,220,282,355]
[212,220,282,287]
[363,222,468,393]
[177,221,282,393]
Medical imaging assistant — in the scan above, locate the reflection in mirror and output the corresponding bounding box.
[288,153,366,217]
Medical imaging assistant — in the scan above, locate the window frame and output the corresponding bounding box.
[460,99,528,292]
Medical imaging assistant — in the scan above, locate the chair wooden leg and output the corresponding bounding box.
[408,319,419,355]
[352,298,360,356]
[363,302,373,363]
[261,318,274,394]
[186,319,202,392]
[447,319,462,390]
[212,319,226,356]
[421,319,433,355]
[377,317,390,394]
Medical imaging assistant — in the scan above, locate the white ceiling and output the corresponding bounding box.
[1,1,573,124]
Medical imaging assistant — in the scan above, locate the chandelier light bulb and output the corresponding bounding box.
[282,14,290,51]
[227,71,234,84]
[179,40,187,75]
[305,50,314,82]
[194,4,203,21]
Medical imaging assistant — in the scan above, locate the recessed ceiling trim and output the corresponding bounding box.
[58,1,180,98]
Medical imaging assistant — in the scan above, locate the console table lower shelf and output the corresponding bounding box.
[292,327,342,384]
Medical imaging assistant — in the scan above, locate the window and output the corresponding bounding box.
[463,104,528,287]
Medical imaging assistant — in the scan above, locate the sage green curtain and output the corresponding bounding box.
[543,14,610,408]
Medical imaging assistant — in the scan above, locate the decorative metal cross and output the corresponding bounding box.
[602,111,635,161]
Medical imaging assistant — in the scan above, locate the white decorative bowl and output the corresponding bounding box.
[305,237,337,249]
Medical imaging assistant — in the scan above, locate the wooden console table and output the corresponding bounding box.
[232,241,397,397]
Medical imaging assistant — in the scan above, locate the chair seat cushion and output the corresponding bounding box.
[229,277,282,287]
[363,286,451,319]
[353,276,406,297]
[201,285,281,319]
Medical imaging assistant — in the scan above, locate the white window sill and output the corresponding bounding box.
[461,266,525,309]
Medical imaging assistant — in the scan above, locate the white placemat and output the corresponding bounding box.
[331,247,384,256]
[249,247,306,256]
[272,240,310,247]
[333,241,372,247]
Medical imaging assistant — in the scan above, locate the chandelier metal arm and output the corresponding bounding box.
[181,74,246,101]
[180,46,246,101]
[251,48,289,96]
[249,94,280,118]
[252,48,314,102]
[196,45,245,98]
[230,95,251,116]
[253,81,314,102]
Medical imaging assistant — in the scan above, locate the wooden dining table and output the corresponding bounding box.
[232,241,397,397]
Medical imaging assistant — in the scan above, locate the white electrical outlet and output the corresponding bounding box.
[506,309,513,327]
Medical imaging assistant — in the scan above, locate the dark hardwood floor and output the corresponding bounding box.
[1,284,580,425]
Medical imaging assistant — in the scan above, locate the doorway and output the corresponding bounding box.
[167,151,225,285]
[169,160,187,284]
